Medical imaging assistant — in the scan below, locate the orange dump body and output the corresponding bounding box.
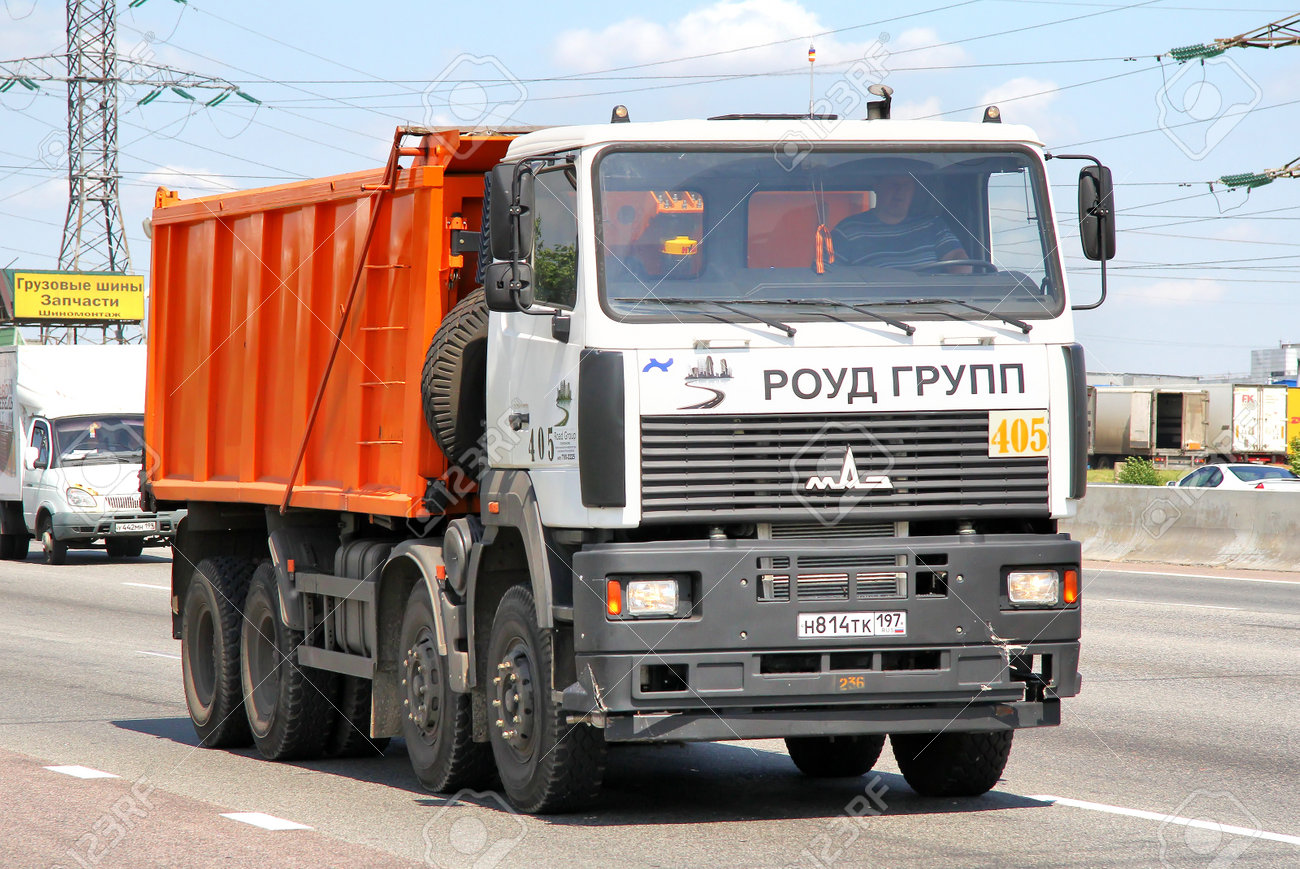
[146,130,513,519]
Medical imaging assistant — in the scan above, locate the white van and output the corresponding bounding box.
[0,345,181,563]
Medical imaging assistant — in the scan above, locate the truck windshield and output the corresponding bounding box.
[52,415,146,467]
[595,147,1063,325]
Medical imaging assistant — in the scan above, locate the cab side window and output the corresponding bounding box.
[532,167,578,309]
[30,423,50,467]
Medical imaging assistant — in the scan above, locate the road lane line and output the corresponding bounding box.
[1095,598,1240,610]
[137,650,181,660]
[45,765,118,780]
[1089,568,1299,585]
[123,582,169,591]
[220,812,312,831]
[1031,796,1300,846]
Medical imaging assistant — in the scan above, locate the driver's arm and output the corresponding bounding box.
[940,247,973,274]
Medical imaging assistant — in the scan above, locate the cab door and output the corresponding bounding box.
[22,419,52,527]
[488,162,585,474]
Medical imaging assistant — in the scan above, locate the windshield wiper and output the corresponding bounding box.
[898,297,1031,334]
[784,299,916,336]
[617,297,796,337]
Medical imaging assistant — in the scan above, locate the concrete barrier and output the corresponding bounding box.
[1062,484,1300,571]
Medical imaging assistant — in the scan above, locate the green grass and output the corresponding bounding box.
[1087,467,1184,485]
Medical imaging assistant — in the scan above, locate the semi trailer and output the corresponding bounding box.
[146,108,1110,812]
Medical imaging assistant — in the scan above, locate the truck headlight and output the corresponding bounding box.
[66,487,97,508]
[625,579,679,616]
[1007,570,1059,605]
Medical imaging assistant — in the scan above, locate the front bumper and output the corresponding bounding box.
[53,509,183,542]
[570,533,1081,741]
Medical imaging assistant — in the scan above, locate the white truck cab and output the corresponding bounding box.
[0,345,182,563]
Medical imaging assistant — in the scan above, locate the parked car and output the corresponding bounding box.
[1169,463,1300,490]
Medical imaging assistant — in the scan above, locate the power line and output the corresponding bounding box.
[1165,12,1300,60]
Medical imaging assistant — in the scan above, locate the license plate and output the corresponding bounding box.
[797,611,907,639]
[115,521,156,533]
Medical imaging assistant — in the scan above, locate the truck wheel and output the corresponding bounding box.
[421,289,488,475]
[328,675,391,758]
[39,518,67,565]
[890,731,1013,797]
[106,538,145,559]
[785,735,886,778]
[486,585,606,813]
[240,562,338,760]
[182,556,257,748]
[400,583,492,791]
[0,533,29,560]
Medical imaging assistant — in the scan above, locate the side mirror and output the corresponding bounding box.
[1165,480,1176,487]
[483,261,535,312]
[1078,165,1116,261]
[487,163,535,262]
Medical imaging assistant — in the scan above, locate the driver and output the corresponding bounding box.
[831,174,971,272]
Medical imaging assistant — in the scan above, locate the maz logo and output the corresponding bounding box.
[805,448,893,492]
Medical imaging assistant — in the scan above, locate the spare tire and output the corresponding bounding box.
[422,289,489,475]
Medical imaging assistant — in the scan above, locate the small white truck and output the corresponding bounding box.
[0,345,180,563]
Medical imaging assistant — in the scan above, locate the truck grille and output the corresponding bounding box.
[641,412,1048,522]
[105,495,141,511]
[756,554,907,602]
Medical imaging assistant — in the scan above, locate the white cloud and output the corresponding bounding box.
[137,165,238,197]
[892,95,943,121]
[1131,278,1228,306]
[551,1,967,78]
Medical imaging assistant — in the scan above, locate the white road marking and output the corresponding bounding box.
[1095,598,1240,611]
[220,812,312,831]
[122,582,169,591]
[1089,567,1299,585]
[1031,796,1300,846]
[45,765,118,780]
[137,650,181,660]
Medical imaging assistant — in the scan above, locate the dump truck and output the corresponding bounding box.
[0,345,180,563]
[146,106,1111,812]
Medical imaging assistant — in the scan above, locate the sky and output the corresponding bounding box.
[1,0,1298,378]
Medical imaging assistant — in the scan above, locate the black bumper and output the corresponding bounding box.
[569,533,1081,740]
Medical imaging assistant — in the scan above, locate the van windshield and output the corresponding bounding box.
[594,147,1063,325]
[52,415,146,467]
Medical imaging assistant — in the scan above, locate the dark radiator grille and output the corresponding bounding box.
[641,412,1048,521]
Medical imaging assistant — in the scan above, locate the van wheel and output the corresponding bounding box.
[182,556,257,748]
[240,562,338,760]
[39,518,67,565]
[421,289,488,475]
[328,675,391,758]
[487,585,606,813]
[0,533,29,560]
[106,538,145,559]
[400,584,492,791]
[891,731,1013,797]
[786,735,886,778]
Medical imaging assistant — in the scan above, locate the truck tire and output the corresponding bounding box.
[182,556,257,748]
[240,562,338,761]
[39,517,67,565]
[328,675,391,758]
[106,538,145,559]
[890,731,1013,797]
[400,583,492,791]
[421,289,488,475]
[0,533,29,560]
[785,735,886,778]
[486,585,606,813]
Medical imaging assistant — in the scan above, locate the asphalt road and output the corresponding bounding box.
[1,551,1297,868]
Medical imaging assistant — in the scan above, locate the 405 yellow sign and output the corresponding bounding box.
[989,410,1049,457]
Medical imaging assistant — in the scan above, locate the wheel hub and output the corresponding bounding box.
[404,629,442,735]
[492,640,535,757]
